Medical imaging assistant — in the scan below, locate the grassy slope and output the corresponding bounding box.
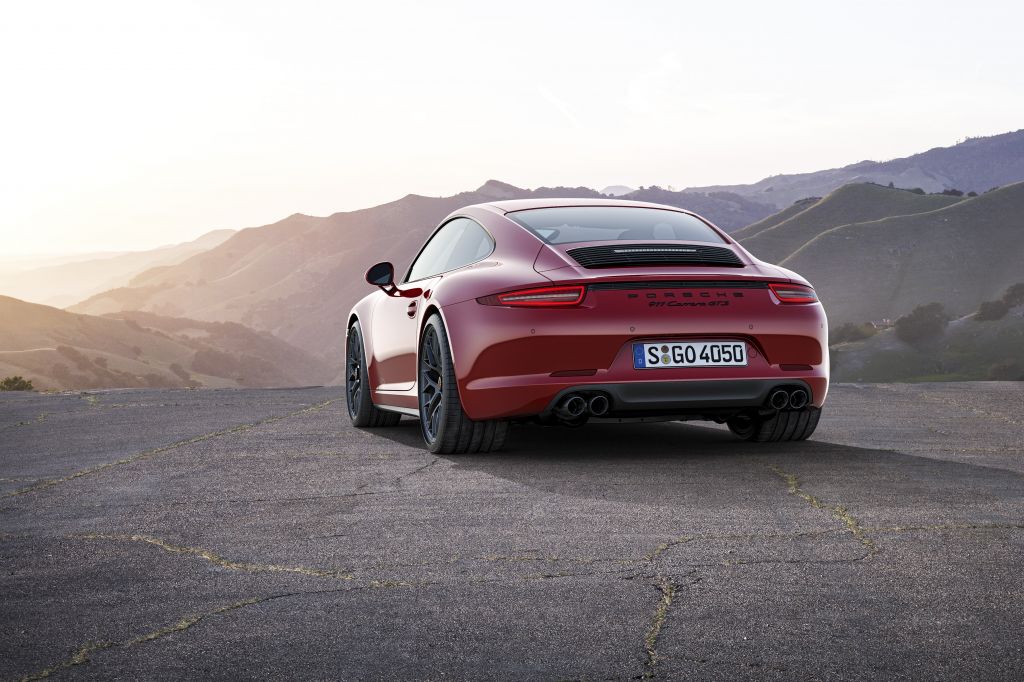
[740,183,965,264]
[0,296,331,390]
[832,308,1024,381]
[731,197,819,241]
[782,182,1024,326]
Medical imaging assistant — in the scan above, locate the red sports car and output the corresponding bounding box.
[346,198,828,453]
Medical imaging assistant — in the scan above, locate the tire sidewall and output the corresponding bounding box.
[346,322,371,423]
[419,314,455,452]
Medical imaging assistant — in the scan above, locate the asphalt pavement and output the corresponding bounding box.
[1,383,1022,681]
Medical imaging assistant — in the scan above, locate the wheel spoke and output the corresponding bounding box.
[347,335,363,416]
[419,327,446,440]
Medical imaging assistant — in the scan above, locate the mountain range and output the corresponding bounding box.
[3,128,1023,388]
[689,129,1024,209]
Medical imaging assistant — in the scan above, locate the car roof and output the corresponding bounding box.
[479,197,699,215]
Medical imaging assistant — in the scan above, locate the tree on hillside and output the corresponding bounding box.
[1,376,34,391]
[895,303,949,344]
[975,299,1010,321]
[1003,283,1024,307]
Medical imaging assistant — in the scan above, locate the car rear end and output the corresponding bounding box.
[441,203,828,424]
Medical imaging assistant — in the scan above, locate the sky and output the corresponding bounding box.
[2,0,1023,254]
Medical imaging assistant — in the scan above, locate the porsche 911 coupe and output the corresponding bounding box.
[346,198,828,453]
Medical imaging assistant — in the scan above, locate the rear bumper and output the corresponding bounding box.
[542,379,814,417]
[441,289,829,420]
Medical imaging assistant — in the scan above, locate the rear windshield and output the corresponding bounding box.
[507,206,725,245]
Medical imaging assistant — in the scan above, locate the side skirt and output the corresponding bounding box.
[376,404,419,417]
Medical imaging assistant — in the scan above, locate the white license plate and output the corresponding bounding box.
[633,341,747,368]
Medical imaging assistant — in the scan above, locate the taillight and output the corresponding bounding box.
[768,282,818,304]
[478,285,585,307]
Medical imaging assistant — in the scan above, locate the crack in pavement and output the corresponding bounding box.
[768,465,879,555]
[641,575,676,677]
[77,533,355,580]
[631,464,889,677]
[2,398,341,499]
[636,530,698,678]
[15,588,352,682]
[0,412,49,432]
[644,536,692,562]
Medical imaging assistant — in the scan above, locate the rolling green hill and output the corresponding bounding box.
[781,182,1024,326]
[740,183,966,264]
[731,197,819,241]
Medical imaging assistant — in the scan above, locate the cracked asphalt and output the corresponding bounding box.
[1,383,1023,681]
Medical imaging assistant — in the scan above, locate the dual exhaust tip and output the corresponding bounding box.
[555,393,610,420]
[768,388,809,411]
[556,387,806,419]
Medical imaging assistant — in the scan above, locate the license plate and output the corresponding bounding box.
[633,341,747,368]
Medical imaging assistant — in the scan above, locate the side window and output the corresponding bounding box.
[406,218,493,281]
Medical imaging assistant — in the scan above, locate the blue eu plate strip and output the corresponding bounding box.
[633,343,646,368]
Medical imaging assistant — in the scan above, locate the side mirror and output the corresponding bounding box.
[365,262,395,289]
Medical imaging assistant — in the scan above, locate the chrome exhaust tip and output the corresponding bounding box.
[768,389,790,410]
[788,389,809,410]
[556,394,587,420]
[588,394,610,416]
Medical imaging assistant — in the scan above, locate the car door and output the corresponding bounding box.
[370,217,494,392]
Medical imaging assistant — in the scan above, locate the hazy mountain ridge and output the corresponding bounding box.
[0,296,330,390]
[689,129,1024,209]
[0,229,235,308]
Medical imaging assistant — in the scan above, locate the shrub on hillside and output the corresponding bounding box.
[940,188,964,196]
[895,303,949,344]
[1003,283,1024,307]
[1,376,34,391]
[169,363,191,382]
[988,360,1024,381]
[831,322,877,344]
[975,299,1011,321]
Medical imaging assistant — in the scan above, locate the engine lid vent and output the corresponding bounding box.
[566,243,744,269]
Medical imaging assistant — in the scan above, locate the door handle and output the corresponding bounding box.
[407,301,417,318]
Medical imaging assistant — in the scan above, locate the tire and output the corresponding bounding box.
[419,314,508,454]
[727,407,821,442]
[346,322,401,427]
